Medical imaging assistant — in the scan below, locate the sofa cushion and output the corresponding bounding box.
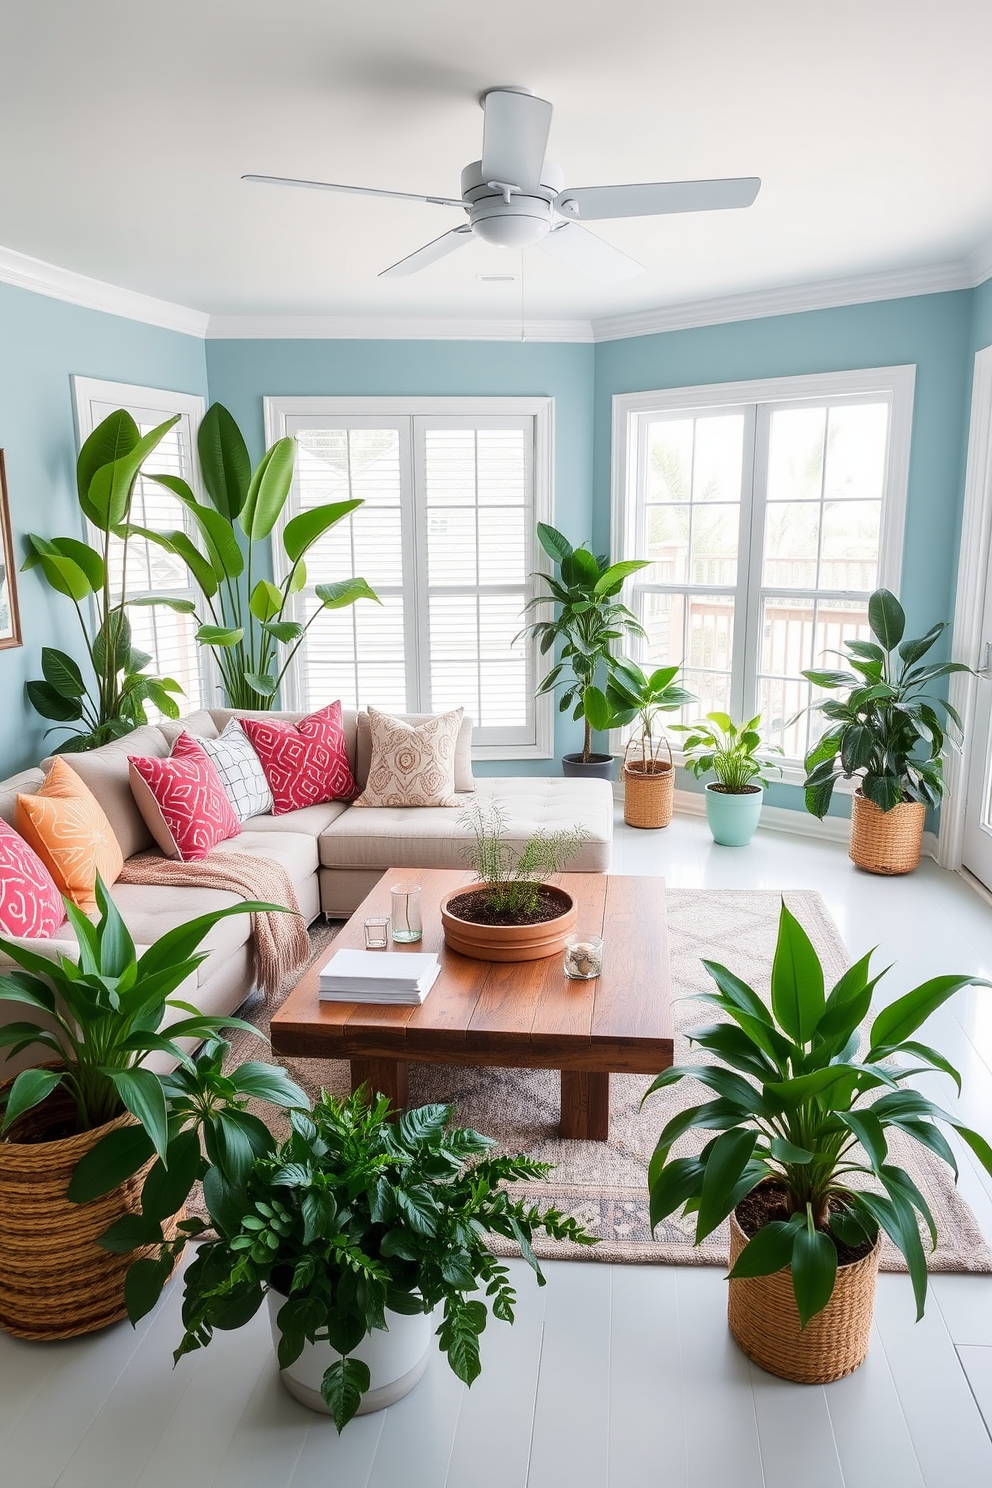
[15,758,124,914]
[107,881,250,984]
[245,800,350,837]
[240,702,356,813]
[355,710,475,793]
[318,776,613,872]
[128,734,241,861]
[352,706,466,808]
[42,724,169,860]
[194,720,273,821]
[211,829,319,897]
[0,819,66,937]
[0,769,45,828]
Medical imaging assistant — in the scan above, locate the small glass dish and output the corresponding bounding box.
[564,934,604,980]
[363,916,390,950]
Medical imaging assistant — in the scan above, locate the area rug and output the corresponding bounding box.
[219,888,992,1273]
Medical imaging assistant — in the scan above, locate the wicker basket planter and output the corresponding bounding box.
[727,1207,882,1383]
[849,788,926,876]
[622,739,675,829]
[0,1082,183,1340]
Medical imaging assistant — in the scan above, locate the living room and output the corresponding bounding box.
[1,3,992,1484]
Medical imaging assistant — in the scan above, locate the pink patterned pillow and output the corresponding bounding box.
[128,733,241,862]
[0,819,66,938]
[239,702,356,815]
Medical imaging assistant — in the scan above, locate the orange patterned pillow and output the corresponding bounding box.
[15,756,124,913]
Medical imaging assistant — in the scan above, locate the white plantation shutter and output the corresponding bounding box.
[72,379,207,717]
[272,399,552,757]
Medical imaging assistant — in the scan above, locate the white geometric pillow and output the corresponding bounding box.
[195,719,273,821]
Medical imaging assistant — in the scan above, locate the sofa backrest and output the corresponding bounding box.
[40,723,170,860]
[0,768,46,827]
[207,706,362,773]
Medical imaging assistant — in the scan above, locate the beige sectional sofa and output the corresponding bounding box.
[0,706,613,1076]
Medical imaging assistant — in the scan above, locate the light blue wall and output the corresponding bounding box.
[204,337,596,775]
[0,281,208,775]
[594,292,974,813]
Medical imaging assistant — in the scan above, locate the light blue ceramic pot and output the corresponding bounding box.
[704,783,764,846]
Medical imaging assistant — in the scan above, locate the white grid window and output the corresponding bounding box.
[613,368,915,776]
[267,398,554,759]
[72,378,207,716]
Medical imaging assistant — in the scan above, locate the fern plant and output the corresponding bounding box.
[459,800,588,916]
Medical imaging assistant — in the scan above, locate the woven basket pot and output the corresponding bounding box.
[0,1080,184,1340]
[849,788,926,876]
[727,1208,882,1383]
[623,739,675,829]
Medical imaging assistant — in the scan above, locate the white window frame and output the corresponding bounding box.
[71,375,211,711]
[264,396,555,760]
[611,365,916,785]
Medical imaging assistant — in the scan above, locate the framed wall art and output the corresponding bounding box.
[0,451,22,650]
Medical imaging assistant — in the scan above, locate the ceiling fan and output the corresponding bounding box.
[244,87,760,283]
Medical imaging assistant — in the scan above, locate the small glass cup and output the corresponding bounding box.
[564,934,604,981]
[364,916,390,950]
[390,881,423,943]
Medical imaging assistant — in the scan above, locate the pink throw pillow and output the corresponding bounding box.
[0,819,67,938]
[128,733,241,861]
[239,702,356,814]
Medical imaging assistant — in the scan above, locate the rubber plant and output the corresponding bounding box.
[22,409,185,751]
[801,588,971,817]
[135,403,379,709]
[515,522,648,763]
[644,900,992,1335]
[584,659,696,769]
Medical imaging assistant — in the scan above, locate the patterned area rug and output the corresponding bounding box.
[221,888,992,1272]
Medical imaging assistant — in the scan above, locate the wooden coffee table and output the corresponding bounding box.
[270,869,673,1141]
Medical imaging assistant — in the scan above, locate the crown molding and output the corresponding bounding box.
[967,238,992,291]
[0,243,209,337]
[204,313,594,342]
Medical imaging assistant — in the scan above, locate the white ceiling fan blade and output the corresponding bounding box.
[537,222,643,283]
[556,177,761,221]
[242,174,464,209]
[480,89,553,193]
[379,226,474,278]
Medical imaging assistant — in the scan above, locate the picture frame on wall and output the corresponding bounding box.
[0,451,22,650]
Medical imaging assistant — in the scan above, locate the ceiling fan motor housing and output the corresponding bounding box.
[460,160,563,247]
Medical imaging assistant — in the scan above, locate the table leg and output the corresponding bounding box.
[560,1071,610,1141]
[351,1058,409,1113]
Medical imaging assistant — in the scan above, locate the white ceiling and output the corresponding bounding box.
[3,0,992,327]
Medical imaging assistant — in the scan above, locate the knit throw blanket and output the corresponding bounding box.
[117,850,311,999]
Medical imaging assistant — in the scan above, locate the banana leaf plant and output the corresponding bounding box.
[133,403,379,709]
[801,588,971,817]
[22,410,185,751]
[644,900,992,1328]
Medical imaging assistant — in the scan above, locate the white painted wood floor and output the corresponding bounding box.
[4,810,992,1487]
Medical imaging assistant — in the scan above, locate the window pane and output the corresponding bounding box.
[647,419,693,502]
[683,669,732,720]
[300,594,407,712]
[760,597,814,677]
[812,598,871,669]
[824,404,888,501]
[427,508,479,586]
[478,429,527,504]
[478,506,526,584]
[767,407,825,502]
[758,675,810,761]
[687,594,734,673]
[763,503,820,587]
[820,501,880,590]
[690,504,738,586]
[692,415,745,502]
[646,504,690,584]
[642,591,685,667]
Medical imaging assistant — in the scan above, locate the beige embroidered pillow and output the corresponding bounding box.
[352,706,466,808]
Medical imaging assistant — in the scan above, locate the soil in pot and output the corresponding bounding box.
[735,1184,875,1268]
[445,885,569,927]
[440,882,576,962]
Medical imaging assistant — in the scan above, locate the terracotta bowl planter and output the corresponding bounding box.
[0,1080,184,1340]
[849,788,926,875]
[440,883,576,962]
[727,1206,881,1384]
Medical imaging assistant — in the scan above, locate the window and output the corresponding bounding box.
[265,398,554,758]
[612,367,914,775]
[71,377,207,715]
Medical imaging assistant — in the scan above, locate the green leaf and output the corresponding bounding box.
[817,951,880,1042]
[869,975,992,1052]
[593,559,649,597]
[536,521,572,563]
[768,1137,814,1164]
[249,579,283,623]
[23,535,94,601]
[141,1128,202,1223]
[696,1129,758,1241]
[240,437,297,541]
[86,416,180,530]
[262,621,303,644]
[155,478,246,579]
[103,1068,169,1162]
[898,622,945,667]
[26,680,85,723]
[322,1357,371,1433]
[728,1216,802,1278]
[770,901,824,1044]
[98,1212,164,1254]
[128,595,197,615]
[853,1190,927,1319]
[196,625,244,647]
[76,409,140,514]
[791,1216,838,1328]
[314,578,380,610]
[243,672,277,697]
[0,1066,63,1131]
[803,669,859,689]
[198,403,252,520]
[647,1156,705,1230]
[862,772,905,812]
[228,1060,308,1109]
[40,538,105,592]
[283,500,361,562]
[838,1110,888,1171]
[868,588,905,651]
[582,685,613,733]
[124,1255,173,1325]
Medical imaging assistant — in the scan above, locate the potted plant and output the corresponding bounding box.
[584,660,696,829]
[673,712,783,846]
[22,408,185,751]
[135,403,379,709]
[0,876,302,1339]
[516,522,648,781]
[801,588,970,875]
[644,900,992,1382]
[439,800,588,962]
[131,1090,593,1430]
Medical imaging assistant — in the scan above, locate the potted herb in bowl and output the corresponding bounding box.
[137,1090,593,1430]
[673,712,783,845]
[584,660,696,829]
[440,800,588,962]
[644,901,992,1382]
[801,588,971,874]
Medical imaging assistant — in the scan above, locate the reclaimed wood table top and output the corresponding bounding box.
[270,870,673,1076]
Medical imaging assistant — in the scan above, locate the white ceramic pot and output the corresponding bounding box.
[265,1288,433,1415]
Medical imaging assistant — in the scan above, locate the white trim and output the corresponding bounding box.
[70,376,206,436]
[0,244,209,337]
[265,396,558,421]
[670,787,938,858]
[208,315,593,343]
[938,345,992,870]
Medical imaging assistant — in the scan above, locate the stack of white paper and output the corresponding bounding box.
[317,948,441,1004]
